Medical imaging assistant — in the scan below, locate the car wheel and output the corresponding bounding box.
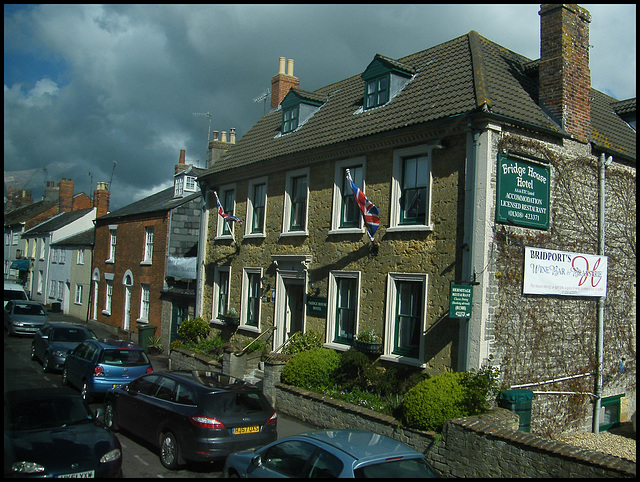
[104,402,118,431]
[81,380,92,404]
[159,431,182,470]
[42,354,51,372]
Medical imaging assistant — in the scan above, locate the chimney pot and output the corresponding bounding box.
[278,57,286,75]
[286,58,294,77]
[221,131,227,143]
[213,130,219,142]
[270,57,300,110]
[179,149,186,164]
[229,128,236,144]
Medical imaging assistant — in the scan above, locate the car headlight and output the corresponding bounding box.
[12,461,46,473]
[100,448,122,464]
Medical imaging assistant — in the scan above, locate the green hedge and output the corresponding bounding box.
[281,347,341,389]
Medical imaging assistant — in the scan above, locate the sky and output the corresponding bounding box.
[4,4,636,212]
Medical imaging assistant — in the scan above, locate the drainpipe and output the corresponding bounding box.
[593,153,611,433]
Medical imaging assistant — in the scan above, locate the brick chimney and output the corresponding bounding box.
[58,178,74,213]
[93,182,110,218]
[174,149,188,175]
[539,4,591,143]
[270,57,299,110]
[44,181,59,203]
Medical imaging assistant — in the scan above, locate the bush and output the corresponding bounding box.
[335,348,370,389]
[281,348,341,389]
[281,330,323,355]
[177,317,210,344]
[402,371,468,432]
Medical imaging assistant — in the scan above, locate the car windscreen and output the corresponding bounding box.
[13,303,45,316]
[203,391,272,418]
[100,348,150,366]
[6,397,93,431]
[354,457,438,478]
[53,327,95,342]
[4,289,28,301]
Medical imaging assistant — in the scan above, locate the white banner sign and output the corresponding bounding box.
[166,256,197,280]
[523,247,607,297]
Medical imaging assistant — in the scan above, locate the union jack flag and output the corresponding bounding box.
[214,191,242,224]
[346,169,379,242]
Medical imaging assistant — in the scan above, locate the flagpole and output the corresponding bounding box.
[346,169,377,245]
[214,190,238,246]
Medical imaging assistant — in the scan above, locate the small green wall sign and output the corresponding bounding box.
[449,284,473,319]
[496,153,550,229]
[306,296,327,317]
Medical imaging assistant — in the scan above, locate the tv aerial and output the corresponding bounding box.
[253,88,271,115]
[193,112,212,145]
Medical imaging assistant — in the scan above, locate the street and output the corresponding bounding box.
[4,322,318,478]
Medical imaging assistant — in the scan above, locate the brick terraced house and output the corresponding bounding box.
[196,5,635,435]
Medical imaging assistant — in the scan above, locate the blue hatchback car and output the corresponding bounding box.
[62,339,153,403]
[223,429,438,478]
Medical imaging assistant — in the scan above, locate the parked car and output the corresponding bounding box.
[103,371,278,469]
[62,339,153,403]
[223,429,439,478]
[4,387,122,478]
[4,300,47,336]
[31,322,98,372]
[4,281,28,308]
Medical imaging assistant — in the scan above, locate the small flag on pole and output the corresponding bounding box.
[346,169,380,242]
[214,191,242,224]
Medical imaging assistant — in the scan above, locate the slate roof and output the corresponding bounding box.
[3,199,58,227]
[22,208,94,237]
[51,228,95,247]
[96,186,201,222]
[203,30,635,177]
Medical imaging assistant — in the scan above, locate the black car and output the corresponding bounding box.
[31,322,98,372]
[103,371,278,469]
[4,387,122,478]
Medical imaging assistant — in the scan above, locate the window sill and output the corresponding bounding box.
[323,342,352,352]
[386,224,433,233]
[238,324,261,334]
[328,228,364,236]
[101,310,111,316]
[136,319,149,324]
[105,259,115,264]
[243,232,266,239]
[140,260,152,266]
[279,231,308,238]
[379,354,425,368]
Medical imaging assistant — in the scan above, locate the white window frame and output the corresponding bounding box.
[215,184,239,239]
[39,238,46,260]
[381,272,428,367]
[75,284,83,305]
[49,280,56,299]
[282,168,310,236]
[244,177,268,238]
[388,145,435,232]
[37,270,44,294]
[139,283,150,322]
[330,157,367,234]
[103,277,113,315]
[185,176,196,192]
[325,271,361,351]
[143,226,153,263]
[51,248,58,264]
[240,267,263,333]
[212,266,231,324]
[107,226,117,262]
[59,248,66,264]
[174,176,184,198]
[57,280,64,301]
[77,248,84,265]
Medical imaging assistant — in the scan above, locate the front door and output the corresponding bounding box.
[171,302,188,343]
[123,284,131,331]
[274,278,305,350]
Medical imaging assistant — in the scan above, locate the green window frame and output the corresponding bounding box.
[251,183,266,234]
[282,105,299,134]
[364,75,389,110]
[341,166,363,228]
[289,175,307,231]
[334,277,357,344]
[400,155,428,225]
[393,280,422,357]
[246,272,261,327]
[599,394,624,431]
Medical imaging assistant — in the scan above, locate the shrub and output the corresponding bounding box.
[194,335,224,357]
[281,347,341,389]
[177,317,210,344]
[281,330,323,355]
[335,348,370,389]
[402,371,468,432]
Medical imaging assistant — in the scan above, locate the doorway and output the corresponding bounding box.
[273,278,306,350]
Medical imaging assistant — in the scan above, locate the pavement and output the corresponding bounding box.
[46,310,170,372]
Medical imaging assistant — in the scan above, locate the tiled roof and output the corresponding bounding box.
[96,187,200,222]
[51,228,95,247]
[3,199,58,227]
[22,208,94,236]
[203,31,635,177]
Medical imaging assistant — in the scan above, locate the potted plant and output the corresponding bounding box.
[148,336,164,355]
[222,307,240,325]
[353,329,382,354]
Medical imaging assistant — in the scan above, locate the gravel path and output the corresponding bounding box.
[557,422,636,462]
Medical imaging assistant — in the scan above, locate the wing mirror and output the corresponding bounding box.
[250,455,262,468]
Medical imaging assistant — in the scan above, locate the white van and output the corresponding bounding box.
[4,281,28,308]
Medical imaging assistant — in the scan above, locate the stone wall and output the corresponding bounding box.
[273,381,635,478]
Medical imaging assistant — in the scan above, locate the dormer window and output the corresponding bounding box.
[279,89,325,136]
[361,54,415,111]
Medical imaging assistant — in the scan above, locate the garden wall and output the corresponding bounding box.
[274,382,635,478]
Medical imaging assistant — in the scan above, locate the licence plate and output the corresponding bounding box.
[233,426,260,435]
[57,470,95,478]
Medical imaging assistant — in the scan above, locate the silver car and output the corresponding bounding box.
[4,300,48,336]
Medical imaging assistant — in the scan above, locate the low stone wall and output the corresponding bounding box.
[274,382,635,478]
[169,348,222,372]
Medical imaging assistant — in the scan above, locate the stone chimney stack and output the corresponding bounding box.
[58,178,74,213]
[207,128,236,169]
[93,182,110,218]
[539,4,591,143]
[175,149,188,175]
[270,57,299,110]
[44,181,59,203]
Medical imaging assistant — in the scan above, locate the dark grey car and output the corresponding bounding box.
[4,300,48,336]
[103,371,277,469]
[31,322,98,372]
